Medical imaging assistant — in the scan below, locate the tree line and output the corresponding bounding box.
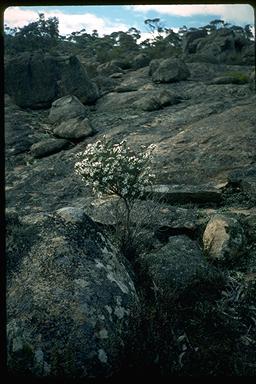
[4,13,254,62]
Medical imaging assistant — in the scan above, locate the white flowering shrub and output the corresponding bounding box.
[74,137,156,259]
[75,137,155,202]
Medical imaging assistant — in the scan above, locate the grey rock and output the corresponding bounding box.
[203,214,245,262]
[183,29,208,54]
[56,206,86,224]
[144,184,222,205]
[133,90,181,111]
[133,94,161,111]
[148,59,162,76]
[109,72,124,79]
[110,59,131,70]
[7,213,139,377]
[151,58,190,83]
[184,28,255,65]
[53,117,94,140]
[49,95,88,125]
[93,75,119,96]
[97,62,124,76]
[140,235,213,299]
[211,75,249,85]
[30,138,70,158]
[132,53,150,69]
[5,52,99,109]
[115,84,138,93]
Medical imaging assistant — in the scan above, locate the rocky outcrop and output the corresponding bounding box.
[5,46,256,377]
[184,28,255,65]
[5,52,99,109]
[7,211,139,377]
[183,29,208,54]
[150,58,190,83]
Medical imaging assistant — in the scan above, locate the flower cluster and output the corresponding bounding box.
[74,137,156,201]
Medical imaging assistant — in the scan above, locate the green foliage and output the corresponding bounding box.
[74,137,156,259]
[74,137,155,201]
[4,13,60,53]
[224,71,249,83]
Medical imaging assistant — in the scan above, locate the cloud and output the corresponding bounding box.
[4,7,130,36]
[127,4,254,25]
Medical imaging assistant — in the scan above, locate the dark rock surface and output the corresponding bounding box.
[7,212,139,377]
[183,27,255,65]
[203,214,245,262]
[48,95,89,124]
[140,235,214,299]
[5,45,256,377]
[30,138,70,158]
[151,58,190,83]
[53,117,94,140]
[5,52,99,108]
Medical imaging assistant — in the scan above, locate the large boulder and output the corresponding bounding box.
[140,235,216,300]
[148,59,162,76]
[151,58,190,83]
[93,75,119,96]
[132,53,150,69]
[48,95,89,125]
[183,29,208,54]
[5,51,99,109]
[49,95,94,140]
[7,211,139,377]
[53,117,94,140]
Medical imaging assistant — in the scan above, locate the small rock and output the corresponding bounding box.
[53,117,94,140]
[30,138,70,158]
[203,214,245,262]
[56,207,86,224]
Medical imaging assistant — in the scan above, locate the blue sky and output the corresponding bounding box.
[4,4,255,40]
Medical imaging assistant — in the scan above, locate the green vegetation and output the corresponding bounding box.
[4,13,254,62]
[4,13,59,53]
[74,137,156,259]
[224,71,250,83]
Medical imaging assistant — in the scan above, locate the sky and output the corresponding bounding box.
[4,4,255,41]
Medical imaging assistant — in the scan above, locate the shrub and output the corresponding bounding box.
[224,71,249,83]
[74,137,156,259]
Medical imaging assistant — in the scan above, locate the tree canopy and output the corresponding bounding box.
[4,13,254,61]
